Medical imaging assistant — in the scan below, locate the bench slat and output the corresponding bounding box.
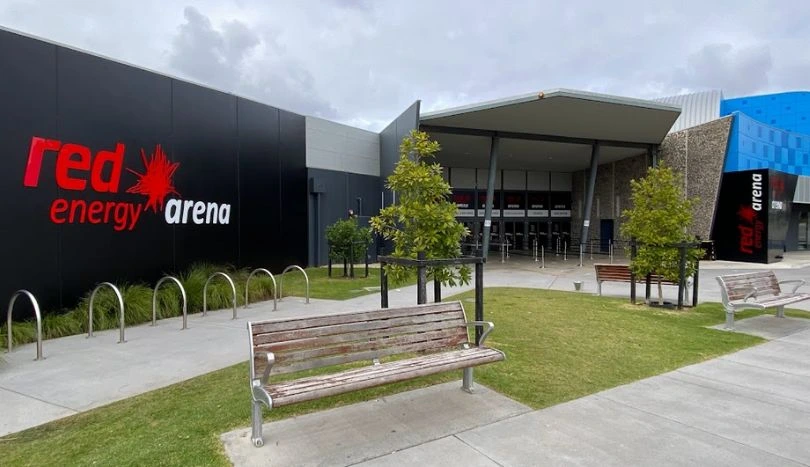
[266,347,504,406]
[252,311,465,346]
[250,302,463,335]
[272,346,490,394]
[266,336,469,375]
[255,320,468,354]
[267,327,467,366]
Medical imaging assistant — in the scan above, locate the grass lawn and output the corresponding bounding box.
[279,266,398,301]
[2,288,801,466]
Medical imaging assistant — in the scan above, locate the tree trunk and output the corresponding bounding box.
[657,279,664,305]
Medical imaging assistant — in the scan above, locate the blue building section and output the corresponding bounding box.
[721,92,810,175]
[722,92,810,135]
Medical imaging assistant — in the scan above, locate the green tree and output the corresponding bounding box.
[325,217,373,266]
[620,163,702,305]
[370,130,471,286]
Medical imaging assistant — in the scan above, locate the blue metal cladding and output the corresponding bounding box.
[724,111,810,175]
[721,92,810,135]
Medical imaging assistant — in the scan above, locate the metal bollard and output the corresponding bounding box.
[533,238,538,262]
[609,241,614,264]
[541,245,545,269]
[501,242,505,263]
[564,241,567,261]
[556,237,560,256]
[590,239,593,260]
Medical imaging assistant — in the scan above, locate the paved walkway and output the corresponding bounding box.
[222,316,810,466]
[3,252,810,437]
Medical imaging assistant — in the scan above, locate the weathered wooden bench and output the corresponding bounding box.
[716,271,809,330]
[246,301,505,447]
[594,264,689,300]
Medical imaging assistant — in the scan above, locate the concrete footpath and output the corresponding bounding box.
[222,316,810,466]
[3,252,810,442]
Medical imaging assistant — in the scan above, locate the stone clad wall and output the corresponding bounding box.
[659,116,732,239]
[571,116,732,243]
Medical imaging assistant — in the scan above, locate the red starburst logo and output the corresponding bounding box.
[737,205,757,223]
[126,144,180,213]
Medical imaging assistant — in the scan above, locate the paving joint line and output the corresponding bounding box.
[0,384,79,413]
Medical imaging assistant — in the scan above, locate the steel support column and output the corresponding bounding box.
[649,145,659,167]
[481,137,500,256]
[580,143,600,254]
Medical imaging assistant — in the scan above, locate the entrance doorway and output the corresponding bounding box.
[551,221,571,250]
[504,221,526,250]
[527,221,549,249]
[600,219,614,252]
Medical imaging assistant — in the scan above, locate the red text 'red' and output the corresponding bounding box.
[24,136,124,192]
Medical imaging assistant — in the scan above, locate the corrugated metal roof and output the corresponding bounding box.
[653,90,723,132]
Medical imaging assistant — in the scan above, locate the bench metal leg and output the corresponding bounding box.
[462,367,474,393]
[597,281,602,296]
[776,306,785,318]
[251,400,264,447]
[725,310,735,330]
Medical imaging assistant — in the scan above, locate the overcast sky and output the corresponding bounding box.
[2,0,808,130]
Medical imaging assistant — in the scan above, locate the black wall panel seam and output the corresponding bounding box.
[55,44,63,309]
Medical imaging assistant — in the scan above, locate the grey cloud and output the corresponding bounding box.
[167,6,336,118]
[673,43,773,97]
[2,1,810,130]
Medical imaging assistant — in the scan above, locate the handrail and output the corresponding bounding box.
[6,290,44,360]
[152,276,188,329]
[245,268,277,311]
[88,282,126,344]
[203,272,237,319]
[279,265,310,304]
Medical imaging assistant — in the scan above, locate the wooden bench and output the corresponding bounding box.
[716,271,809,330]
[246,301,505,448]
[594,264,689,297]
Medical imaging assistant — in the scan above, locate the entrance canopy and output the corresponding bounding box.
[420,89,681,170]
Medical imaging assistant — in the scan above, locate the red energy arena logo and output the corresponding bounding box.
[23,136,231,231]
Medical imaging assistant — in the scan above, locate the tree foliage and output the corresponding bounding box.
[370,130,471,286]
[620,163,703,304]
[325,217,372,264]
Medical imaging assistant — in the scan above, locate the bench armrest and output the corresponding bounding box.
[465,321,495,347]
[255,351,275,385]
[779,279,805,293]
[742,288,758,302]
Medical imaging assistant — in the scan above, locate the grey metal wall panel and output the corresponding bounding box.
[380,101,420,205]
[550,172,572,191]
[503,170,526,189]
[476,169,502,189]
[794,176,810,204]
[307,168,381,266]
[305,116,379,176]
[450,168,476,188]
[654,90,723,133]
[527,171,550,190]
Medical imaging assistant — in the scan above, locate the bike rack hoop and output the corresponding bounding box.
[245,268,277,311]
[6,290,44,361]
[88,282,126,344]
[153,276,188,330]
[203,272,237,319]
[279,265,310,304]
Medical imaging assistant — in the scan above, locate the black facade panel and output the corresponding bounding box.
[278,111,308,268]
[0,30,60,311]
[56,47,175,304]
[711,169,798,263]
[380,101,420,204]
[171,80,239,270]
[1,29,308,317]
[237,98,281,270]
